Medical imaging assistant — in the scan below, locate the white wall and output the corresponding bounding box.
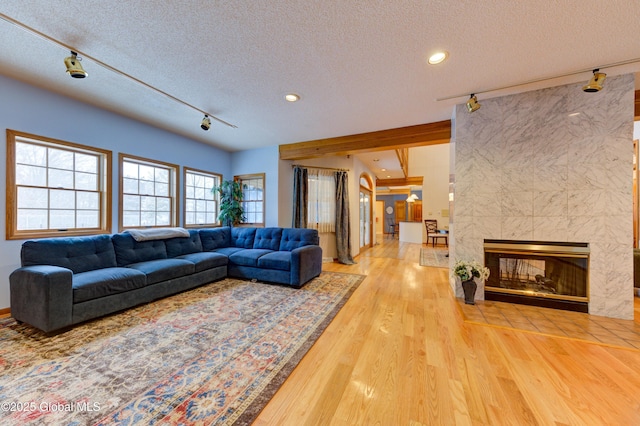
[409,144,450,241]
[0,74,232,310]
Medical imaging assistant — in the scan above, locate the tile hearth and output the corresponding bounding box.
[457,296,640,350]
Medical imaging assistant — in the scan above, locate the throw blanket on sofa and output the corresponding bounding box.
[127,227,190,241]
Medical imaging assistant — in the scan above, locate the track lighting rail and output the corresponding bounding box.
[0,12,237,129]
[436,57,640,102]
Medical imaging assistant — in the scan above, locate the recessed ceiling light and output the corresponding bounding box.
[386,175,391,178]
[428,51,448,65]
[285,93,300,102]
[381,168,386,171]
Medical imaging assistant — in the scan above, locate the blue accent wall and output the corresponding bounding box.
[231,146,279,227]
[377,194,408,229]
[0,74,233,309]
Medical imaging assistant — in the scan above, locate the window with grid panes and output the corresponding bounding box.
[184,168,221,227]
[307,169,336,233]
[6,130,111,239]
[119,154,177,230]
[235,173,265,226]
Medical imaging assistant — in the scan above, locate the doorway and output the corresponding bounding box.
[359,174,374,252]
[359,189,372,250]
[375,200,384,235]
[394,200,406,224]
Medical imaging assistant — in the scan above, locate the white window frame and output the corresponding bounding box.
[183,167,221,228]
[307,169,336,233]
[235,173,265,227]
[119,154,178,231]
[6,129,112,240]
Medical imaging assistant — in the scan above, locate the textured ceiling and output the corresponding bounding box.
[1,1,639,172]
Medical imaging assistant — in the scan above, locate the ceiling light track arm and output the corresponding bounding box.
[0,12,237,129]
[436,57,640,102]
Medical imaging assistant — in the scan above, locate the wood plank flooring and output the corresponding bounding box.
[254,237,640,425]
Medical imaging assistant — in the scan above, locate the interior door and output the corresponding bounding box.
[375,200,384,235]
[412,200,422,222]
[394,200,405,224]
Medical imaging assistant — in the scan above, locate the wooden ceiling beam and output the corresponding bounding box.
[279,120,451,160]
[396,148,409,177]
[376,188,412,195]
[281,91,636,160]
[375,177,423,187]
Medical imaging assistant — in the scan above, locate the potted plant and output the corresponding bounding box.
[212,180,245,227]
[452,259,490,305]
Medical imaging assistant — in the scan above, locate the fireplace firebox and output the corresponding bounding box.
[484,240,589,312]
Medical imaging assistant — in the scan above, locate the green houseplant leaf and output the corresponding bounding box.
[212,180,246,227]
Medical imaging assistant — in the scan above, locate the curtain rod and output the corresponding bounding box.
[292,164,349,172]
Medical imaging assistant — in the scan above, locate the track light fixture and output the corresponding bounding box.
[466,94,480,113]
[0,13,238,129]
[582,69,606,93]
[201,114,211,131]
[64,51,87,78]
[436,56,640,103]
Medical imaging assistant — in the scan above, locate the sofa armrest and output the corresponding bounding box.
[290,245,323,287]
[10,265,74,333]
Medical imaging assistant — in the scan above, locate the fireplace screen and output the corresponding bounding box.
[484,240,589,304]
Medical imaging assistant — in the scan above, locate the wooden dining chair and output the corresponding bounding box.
[424,219,447,247]
[424,219,438,246]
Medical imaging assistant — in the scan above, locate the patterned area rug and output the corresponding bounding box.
[0,272,364,425]
[419,247,450,268]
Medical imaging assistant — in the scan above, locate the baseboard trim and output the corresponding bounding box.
[0,307,11,318]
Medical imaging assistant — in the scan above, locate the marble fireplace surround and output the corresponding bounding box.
[449,74,635,320]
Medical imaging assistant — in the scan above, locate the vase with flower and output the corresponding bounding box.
[452,259,490,305]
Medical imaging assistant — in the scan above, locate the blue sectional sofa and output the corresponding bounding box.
[9,227,322,334]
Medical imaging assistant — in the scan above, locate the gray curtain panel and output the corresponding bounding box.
[335,170,355,264]
[292,166,308,228]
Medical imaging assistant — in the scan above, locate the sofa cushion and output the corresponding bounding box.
[231,227,256,248]
[257,251,292,271]
[176,252,228,273]
[228,249,273,267]
[165,230,202,257]
[212,247,246,257]
[126,258,195,285]
[279,228,319,251]
[112,233,167,266]
[253,227,283,251]
[21,235,117,274]
[72,267,147,303]
[199,227,232,251]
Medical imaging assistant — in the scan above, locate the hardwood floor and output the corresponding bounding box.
[254,237,640,425]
